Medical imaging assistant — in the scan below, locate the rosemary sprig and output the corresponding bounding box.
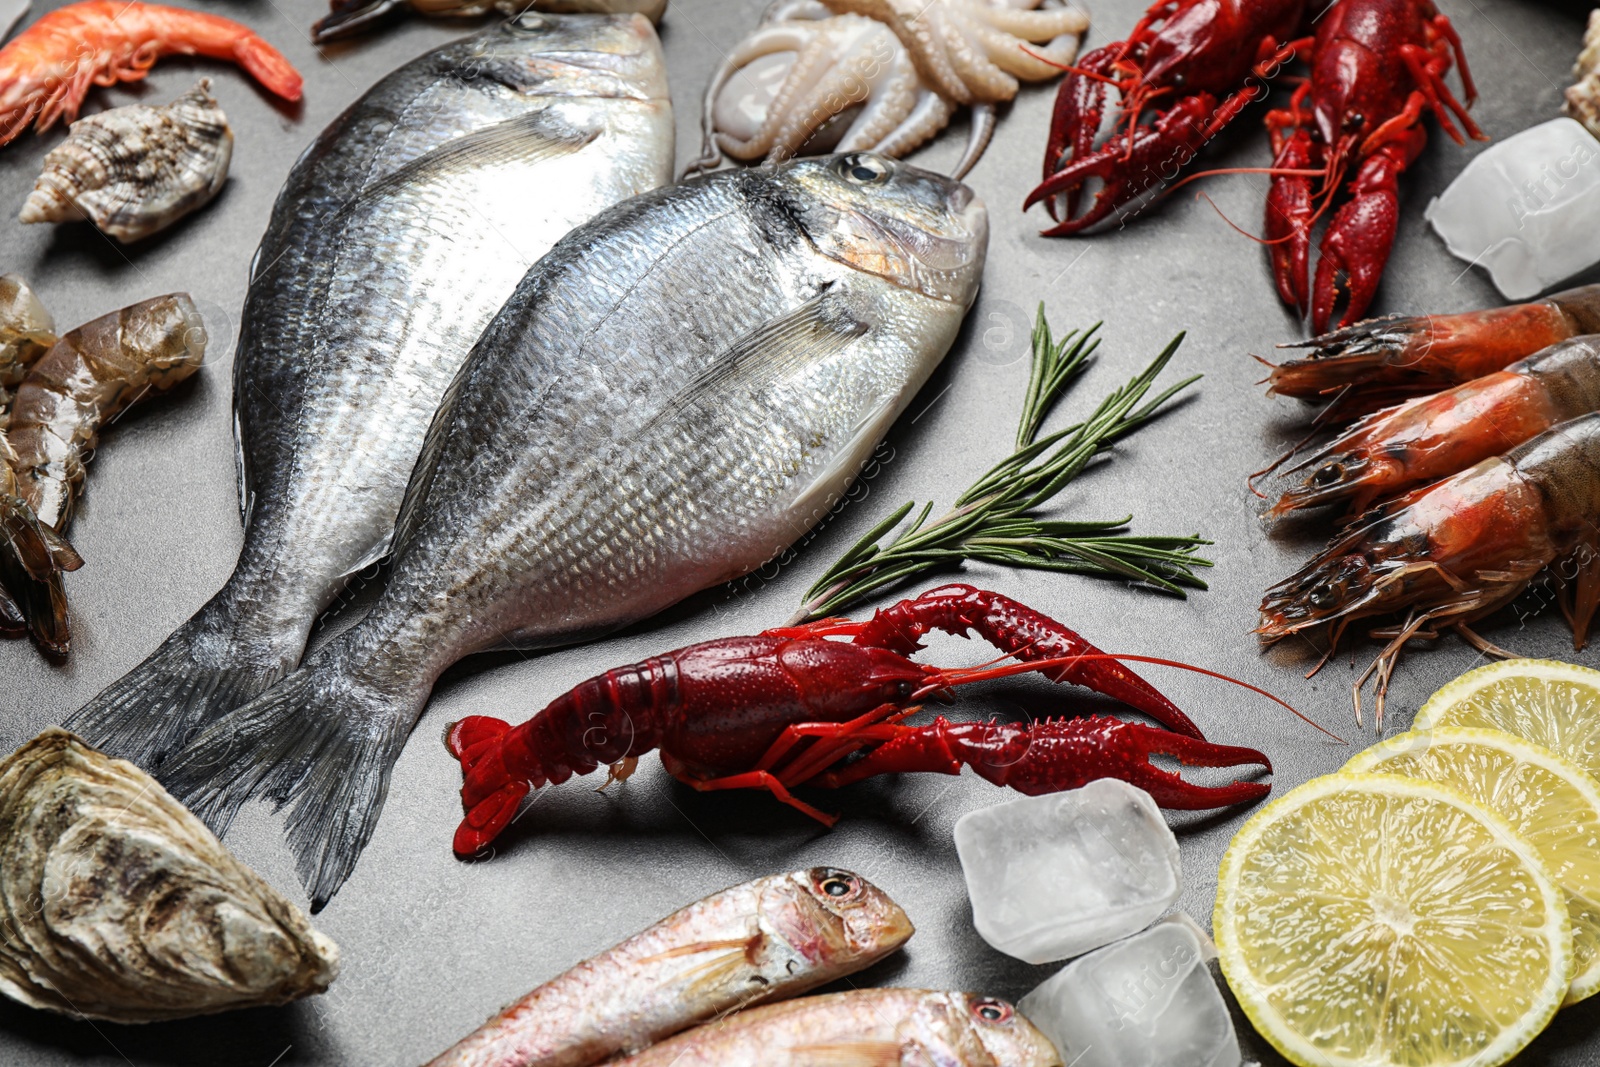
[793,305,1212,622]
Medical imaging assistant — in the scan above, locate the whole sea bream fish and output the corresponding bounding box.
[163,152,988,908]
[426,867,912,1067]
[70,12,674,767]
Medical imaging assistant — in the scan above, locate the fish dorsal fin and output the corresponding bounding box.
[780,1042,904,1066]
[336,108,601,223]
[653,285,870,428]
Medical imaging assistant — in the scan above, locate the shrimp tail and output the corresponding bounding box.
[65,592,306,772]
[0,494,82,655]
[230,32,305,100]
[160,649,422,911]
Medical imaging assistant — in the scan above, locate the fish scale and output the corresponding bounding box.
[70,12,674,771]
[161,153,987,910]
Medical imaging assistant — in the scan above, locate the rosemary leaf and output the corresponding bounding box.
[794,305,1211,623]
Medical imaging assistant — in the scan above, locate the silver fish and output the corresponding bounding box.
[70,13,674,769]
[426,867,912,1067]
[162,152,987,909]
[606,989,1063,1067]
[313,0,667,46]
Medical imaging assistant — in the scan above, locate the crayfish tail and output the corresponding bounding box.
[444,715,511,764]
[454,782,530,858]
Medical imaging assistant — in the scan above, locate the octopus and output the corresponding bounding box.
[691,0,1087,178]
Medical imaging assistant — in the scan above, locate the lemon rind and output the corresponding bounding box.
[1215,772,1573,1067]
[1343,727,1600,1005]
[1414,658,1600,734]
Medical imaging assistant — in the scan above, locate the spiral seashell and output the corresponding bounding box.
[19,80,233,243]
[0,729,339,1023]
[0,272,54,402]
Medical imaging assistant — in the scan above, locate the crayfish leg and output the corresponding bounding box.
[667,757,840,828]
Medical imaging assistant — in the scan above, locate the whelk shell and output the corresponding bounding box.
[0,272,54,400]
[20,80,233,243]
[0,729,338,1023]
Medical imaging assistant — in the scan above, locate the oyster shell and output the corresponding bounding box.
[0,728,338,1022]
[1567,10,1600,140]
[0,272,54,403]
[19,80,233,243]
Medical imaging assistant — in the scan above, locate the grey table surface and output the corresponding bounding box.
[2,0,1598,1061]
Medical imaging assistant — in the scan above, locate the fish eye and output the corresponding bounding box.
[837,154,890,185]
[972,997,1013,1023]
[814,868,861,900]
[1311,462,1344,487]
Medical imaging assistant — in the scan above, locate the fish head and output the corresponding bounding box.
[961,994,1064,1066]
[778,153,988,307]
[462,11,668,101]
[771,867,913,970]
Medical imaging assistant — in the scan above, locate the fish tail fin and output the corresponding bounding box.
[65,591,305,772]
[0,494,83,656]
[162,659,421,912]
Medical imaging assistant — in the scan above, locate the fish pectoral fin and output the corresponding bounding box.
[339,109,602,221]
[637,933,765,999]
[636,936,758,963]
[667,288,871,417]
[781,1041,904,1066]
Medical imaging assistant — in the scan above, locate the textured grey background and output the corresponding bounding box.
[2,0,1598,1061]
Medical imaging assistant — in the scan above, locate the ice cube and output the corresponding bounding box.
[1018,915,1242,1067]
[953,780,1180,964]
[1426,118,1600,300]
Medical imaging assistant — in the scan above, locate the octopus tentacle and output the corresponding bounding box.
[872,86,956,156]
[700,0,1087,175]
[836,47,923,151]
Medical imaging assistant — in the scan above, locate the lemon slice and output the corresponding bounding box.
[1345,727,1600,1004]
[1215,773,1571,1067]
[1414,659,1600,778]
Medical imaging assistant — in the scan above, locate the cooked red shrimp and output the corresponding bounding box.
[1270,335,1600,518]
[0,1,302,147]
[1267,283,1600,417]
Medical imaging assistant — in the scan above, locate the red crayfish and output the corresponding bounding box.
[1264,0,1483,332]
[447,585,1277,855]
[1026,0,1310,233]
[1025,0,1484,333]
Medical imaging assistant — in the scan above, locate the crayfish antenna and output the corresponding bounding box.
[928,652,1343,743]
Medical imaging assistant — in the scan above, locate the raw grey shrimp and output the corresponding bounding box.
[0,293,205,655]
